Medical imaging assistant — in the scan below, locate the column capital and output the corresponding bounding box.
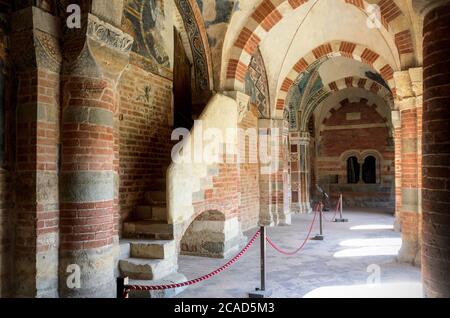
[394,68,423,102]
[10,6,62,73]
[63,13,133,81]
[413,0,450,17]
[299,131,311,145]
[224,91,250,123]
[392,110,401,129]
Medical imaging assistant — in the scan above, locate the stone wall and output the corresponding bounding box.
[180,210,243,258]
[316,99,395,210]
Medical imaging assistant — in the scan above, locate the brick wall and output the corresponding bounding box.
[118,62,174,231]
[317,99,395,209]
[238,109,259,231]
[0,18,12,297]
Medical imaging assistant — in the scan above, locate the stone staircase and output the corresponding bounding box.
[119,178,187,298]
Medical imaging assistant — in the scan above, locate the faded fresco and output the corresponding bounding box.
[245,48,270,119]
[123,0,171,76]
[196,0,237,87]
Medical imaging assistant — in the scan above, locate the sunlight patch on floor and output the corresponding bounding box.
[303,282,423,298]
[350,224,394,231]
[339,238,401,247]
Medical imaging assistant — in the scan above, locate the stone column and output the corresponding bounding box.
[259,119,291,226]
[59,14,132,298]
[290,132,312,213]
[10,6,62,298]
[394,68,423,265]
[413,0,450,298]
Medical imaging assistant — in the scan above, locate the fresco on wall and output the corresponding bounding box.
[123,0,171,75]
[196,0,235,47]
[195,0,237,86]
[287,63,325,131]
[245,48,270,119]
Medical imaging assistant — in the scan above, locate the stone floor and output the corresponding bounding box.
[176,209,422,298]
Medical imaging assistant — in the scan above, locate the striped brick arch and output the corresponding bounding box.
[224,0,413,91]
[327,76,393,106]
[299,80,393,131]
[275,40,397,117]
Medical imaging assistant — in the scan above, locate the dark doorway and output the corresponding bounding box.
[362,156,377,184]
[173,27,193,129]
[347,156,360,184]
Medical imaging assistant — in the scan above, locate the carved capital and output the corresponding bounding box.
[224,91,251,123]
[394,67,423,101]
[299,131,311,145]
[86,14,133,54]
[63,14,133,81]
[10,7,62,72]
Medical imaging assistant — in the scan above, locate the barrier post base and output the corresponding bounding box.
[334,218,348,223]
[117,277,129,298]
[311,234,324,241]
[249,288,273,298]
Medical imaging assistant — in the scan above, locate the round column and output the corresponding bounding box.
[58,14,132,297]
[414,0,450,297]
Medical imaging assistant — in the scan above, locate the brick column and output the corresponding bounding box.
[10,6,62,298]
[59,14,132,298]
[394,68,423,265]
[290,132,312,214]
[259,119,291,226]
[392,110,402,231]
[413,0,450,297]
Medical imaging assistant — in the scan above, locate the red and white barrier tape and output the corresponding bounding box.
[122,230,261,298]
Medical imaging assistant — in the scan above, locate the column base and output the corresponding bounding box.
[277,212,292,226]
[299,202,312,214]
[249,289,272,298]
[59,245,116,298]
[398,240,420,267]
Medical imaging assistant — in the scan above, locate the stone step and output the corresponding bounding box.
[145,191,166,205]
[151,205,167,221]
[135,205,153,220]
[127,272,188,298]
[119,257,177,280]
[134,205,167,221]
[123,220,174,240]
[129,240,176,260]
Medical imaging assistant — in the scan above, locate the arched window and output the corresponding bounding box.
[347,156,360,184]
[362,156,377,184]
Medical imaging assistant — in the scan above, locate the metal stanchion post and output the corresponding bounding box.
[312,203,325,240]
[117,276,129,298]
[249,226,272,298]
[334,194,349,223]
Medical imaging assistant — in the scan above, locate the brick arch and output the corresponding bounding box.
[276,40,397,117]
[223,0,413,91]
[312,94,393,135]
[326,76,393,107]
